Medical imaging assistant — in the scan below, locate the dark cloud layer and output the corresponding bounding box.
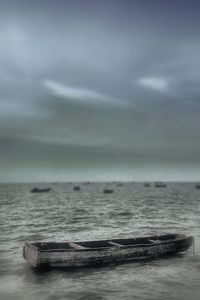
[0,0,200,181]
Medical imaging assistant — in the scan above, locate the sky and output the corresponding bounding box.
[0,0,200,182]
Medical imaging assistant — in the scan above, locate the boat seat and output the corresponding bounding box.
[68,242,87,250]
[148,239,159,244]
[108,241,124,247]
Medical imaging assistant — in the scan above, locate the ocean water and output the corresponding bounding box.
[0,182,200,300]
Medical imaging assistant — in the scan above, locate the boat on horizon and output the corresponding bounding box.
[23,233,193,270]
[73,186,81,191]
[155,182,167,188]
[30,187,51,193]
[103,188,114,194]
[195,183,200,189]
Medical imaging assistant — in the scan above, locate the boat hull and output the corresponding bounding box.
[30,188,51,193]
[23,234,194,270]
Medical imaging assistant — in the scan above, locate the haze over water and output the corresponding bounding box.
[0,182,200,300]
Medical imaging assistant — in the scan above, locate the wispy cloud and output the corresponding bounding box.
[137,77,168,92]
[43,79,128,106]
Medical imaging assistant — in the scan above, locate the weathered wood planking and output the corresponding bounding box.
[23,234,194,270]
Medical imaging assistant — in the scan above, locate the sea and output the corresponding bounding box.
[0,182,200,300]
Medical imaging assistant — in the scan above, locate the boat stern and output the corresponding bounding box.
[175,235,194,253]
[23,243,40,268]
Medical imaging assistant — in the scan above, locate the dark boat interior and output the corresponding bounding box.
[32,234,179,251]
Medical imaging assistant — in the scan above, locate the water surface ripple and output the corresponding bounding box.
[0,182,200,300]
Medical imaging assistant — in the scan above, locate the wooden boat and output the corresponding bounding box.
[195,183,200,189]
[30,187,51,193]
[73,186,81,191]
[155,182,167,188]
[103,188,114,194]
[23,233,193,270]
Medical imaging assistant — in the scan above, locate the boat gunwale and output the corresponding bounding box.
[26,234,193,253]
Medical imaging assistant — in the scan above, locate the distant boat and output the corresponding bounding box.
[155,182,167,188]
[103,188,114,194]
[23,233,194,270]
[73,186,80,191]
[195,183,200,189]
[30,187,51,193]
[144,182,150,187]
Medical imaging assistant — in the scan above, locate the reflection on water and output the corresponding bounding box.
[0,182,200,300]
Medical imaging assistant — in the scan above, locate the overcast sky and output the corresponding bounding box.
[0,0,200,182]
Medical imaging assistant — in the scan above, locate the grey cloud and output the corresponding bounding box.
[0,0,200,181]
